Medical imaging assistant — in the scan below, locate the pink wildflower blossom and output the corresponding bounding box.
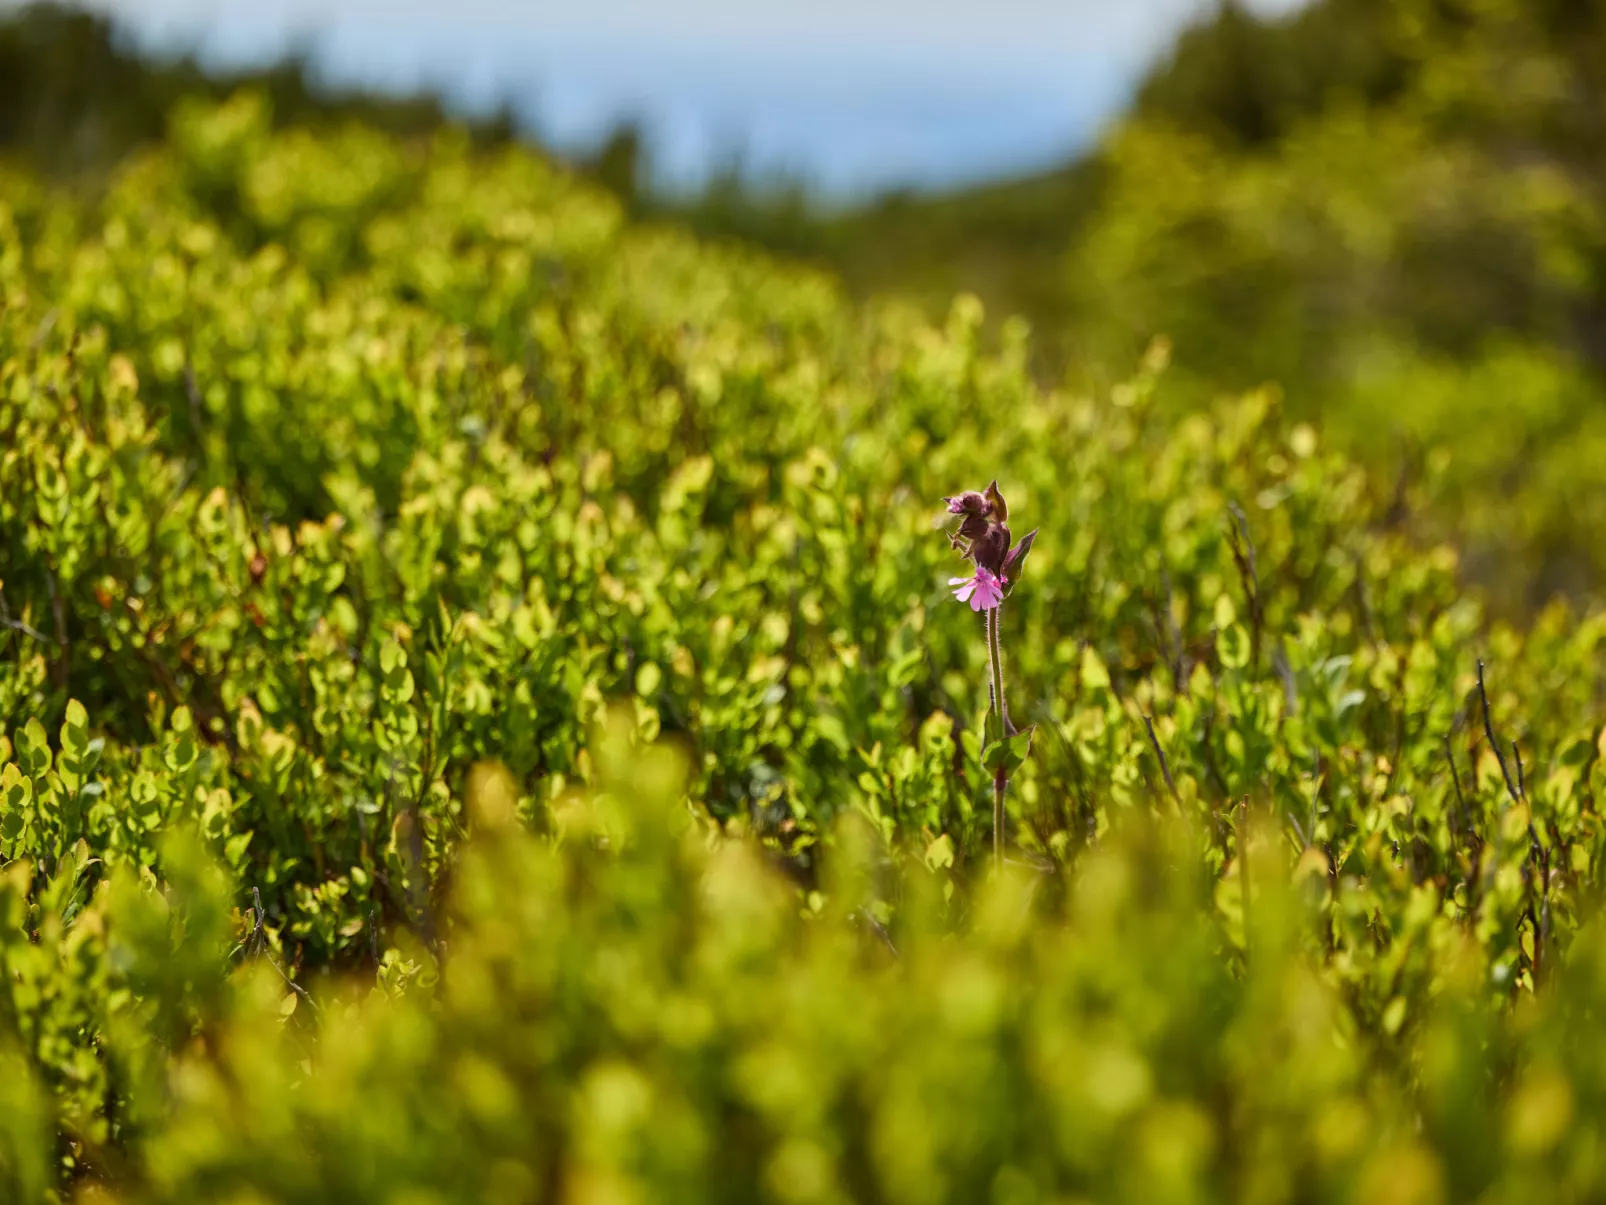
[949,568,1004,612]
[941,480,1037,610]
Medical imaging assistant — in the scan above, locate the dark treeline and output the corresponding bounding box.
[0,2,520,180]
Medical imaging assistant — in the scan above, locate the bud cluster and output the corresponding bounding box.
[942,480,1037,612]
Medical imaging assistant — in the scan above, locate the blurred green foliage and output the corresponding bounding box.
[5,88,1606,1202]
[1056,0,1606,609]
[660,0,1606,611]
[17,0,1606,603]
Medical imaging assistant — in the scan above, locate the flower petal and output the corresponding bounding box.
[975,571,1004,610]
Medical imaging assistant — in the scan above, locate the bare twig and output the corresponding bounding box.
[1474,666,1550,982]
[0,613,55,652]
[1238,795,1252,967]
[1352,551,1377,642]
[1445,732,1471,844]
[407,791,438,954]
[1272,641,1298,714]
[250,887,320,1014]
[1042,713,1096,844]
[0,584,51,644]
[1160,564,1187,687]
[183,358,205,443]
[1142,713,1182,808]
[1476,661,1521,805]
[858,910,898,958]
[45,568,69,689]
[1226,503,1263,668]
[28,308,58,354]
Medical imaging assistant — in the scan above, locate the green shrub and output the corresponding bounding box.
[4,98,1606,1200]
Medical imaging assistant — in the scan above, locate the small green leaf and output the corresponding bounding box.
[19,719,50,777]
[63,697,88,735]
[1217,623,1252,670]
[225,831,254,867]
[1335,690,1366,718]
[1382,996,1408,1036]
[381,639,406,675]
[1,763,31,814]
[982,726,1036,775]
[166,730,198,774]
[814,714,850,753]
[924,833,955,871]
[1081,646,1112,692]
[986,701,1005,747]
[131,771,159,807]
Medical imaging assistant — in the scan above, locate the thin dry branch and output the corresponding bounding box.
[1476,661,1521,805]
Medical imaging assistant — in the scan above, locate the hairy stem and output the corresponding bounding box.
[988,603,1009,870]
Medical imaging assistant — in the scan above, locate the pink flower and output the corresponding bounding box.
[949,568,1004,612]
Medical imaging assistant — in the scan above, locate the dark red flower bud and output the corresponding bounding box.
[944,491,990,517]
[957,512,990,542]
[972,522,1012,575]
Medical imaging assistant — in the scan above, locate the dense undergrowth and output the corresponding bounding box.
[679,0,1606,613]
[5,95,1606,1201]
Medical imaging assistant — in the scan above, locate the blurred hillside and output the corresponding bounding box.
[8,0,1606,610]
[641,0,1606,611]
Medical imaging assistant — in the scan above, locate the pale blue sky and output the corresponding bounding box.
[51,0,1306,196]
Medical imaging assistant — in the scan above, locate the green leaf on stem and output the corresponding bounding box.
[986,701,1005,748]
[982,725,1035,775]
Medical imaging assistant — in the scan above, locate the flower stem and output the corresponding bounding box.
[987,603,1009,871]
